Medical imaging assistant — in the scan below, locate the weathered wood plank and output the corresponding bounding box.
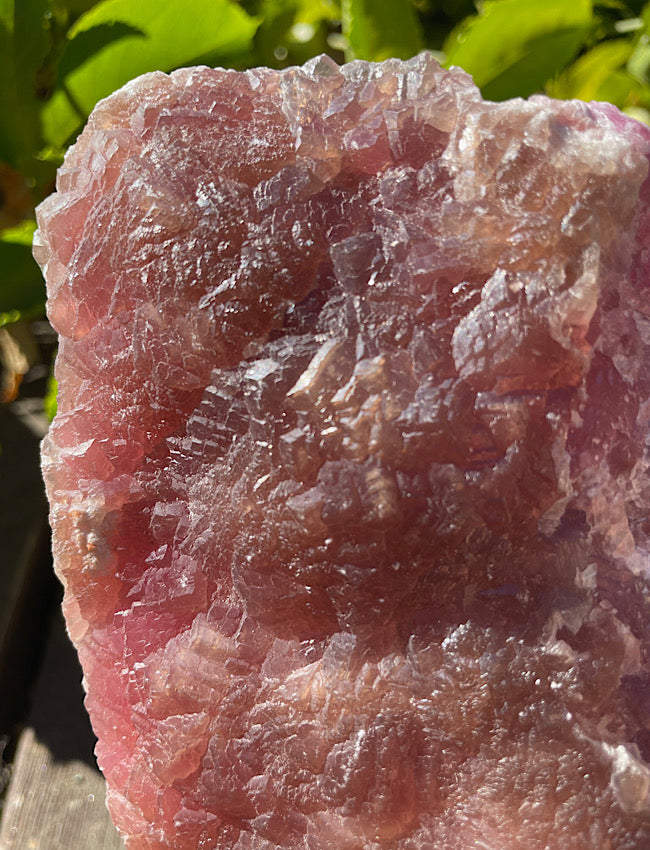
[0,728,124,849]
[0,605,124,849]
[0,398,54,735]
[0,334,123,848]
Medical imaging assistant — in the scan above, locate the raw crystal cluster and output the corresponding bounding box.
[36,53,650,849]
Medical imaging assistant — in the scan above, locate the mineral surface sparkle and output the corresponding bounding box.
[36,53,650,849]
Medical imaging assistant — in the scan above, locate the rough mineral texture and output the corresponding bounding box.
[36,53,650,849]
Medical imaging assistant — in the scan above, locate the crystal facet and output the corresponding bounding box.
[37,54,650,848]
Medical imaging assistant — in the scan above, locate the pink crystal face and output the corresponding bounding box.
[36,54,650,849]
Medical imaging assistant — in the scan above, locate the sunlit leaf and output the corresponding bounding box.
[444,0,594,100]
[294,0,340,26]
[44,372,57,421]
[624,105,650,124]
[57,21,146,78]
[42,0,261,147]
[548,38,632,100]
[0,0,50,170]
[628,36,650,84]
[342,0,423,61]
[1,220,37,246]
[598,68,645,104]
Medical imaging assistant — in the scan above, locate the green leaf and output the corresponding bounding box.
[50,0,105,11]
[57,21,146,79]
[1,220,37,246]
[0,221,46,319]
[598,67,645,104]
[628,41,650,83]
[291,0,340,26]
[42,0,261,147]
[627,5,650,87]
[0,0,50,170]
[342,0,423,61]
[624,105,650,123]
[251,0,341,68]
[444,0,594,101]
[548,38,633,100]
[44,372,57,421]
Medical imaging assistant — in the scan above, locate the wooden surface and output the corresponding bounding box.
[0,728,123,850]
[0,334,123,847]
[0,607,124,849]
[0,397,53,734]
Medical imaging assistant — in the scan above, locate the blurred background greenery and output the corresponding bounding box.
[2,0,650,414]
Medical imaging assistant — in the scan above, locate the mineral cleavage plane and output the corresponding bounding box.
[36,54,650,849]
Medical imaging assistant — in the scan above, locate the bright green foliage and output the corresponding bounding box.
[547,4,650,123]
[2,0,650,414]
[342,0,423,61]
[43,372,57,420]
[444,0,594,100]
[548,38,634,100]
[42,0,261,147]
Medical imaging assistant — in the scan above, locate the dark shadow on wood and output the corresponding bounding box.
[28,608,98,769]
[0,400,57,747]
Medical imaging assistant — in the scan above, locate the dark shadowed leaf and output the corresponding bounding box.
[251,0,340,68]
[342,0,423,61]
[57,21,146,78]
[50,0,104,11]
[0,0,50,170]
[0,221,45,319]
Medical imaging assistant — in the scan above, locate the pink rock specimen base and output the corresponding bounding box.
[36,53,650,849]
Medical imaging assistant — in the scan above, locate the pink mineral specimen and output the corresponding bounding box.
[35,53,650,849]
